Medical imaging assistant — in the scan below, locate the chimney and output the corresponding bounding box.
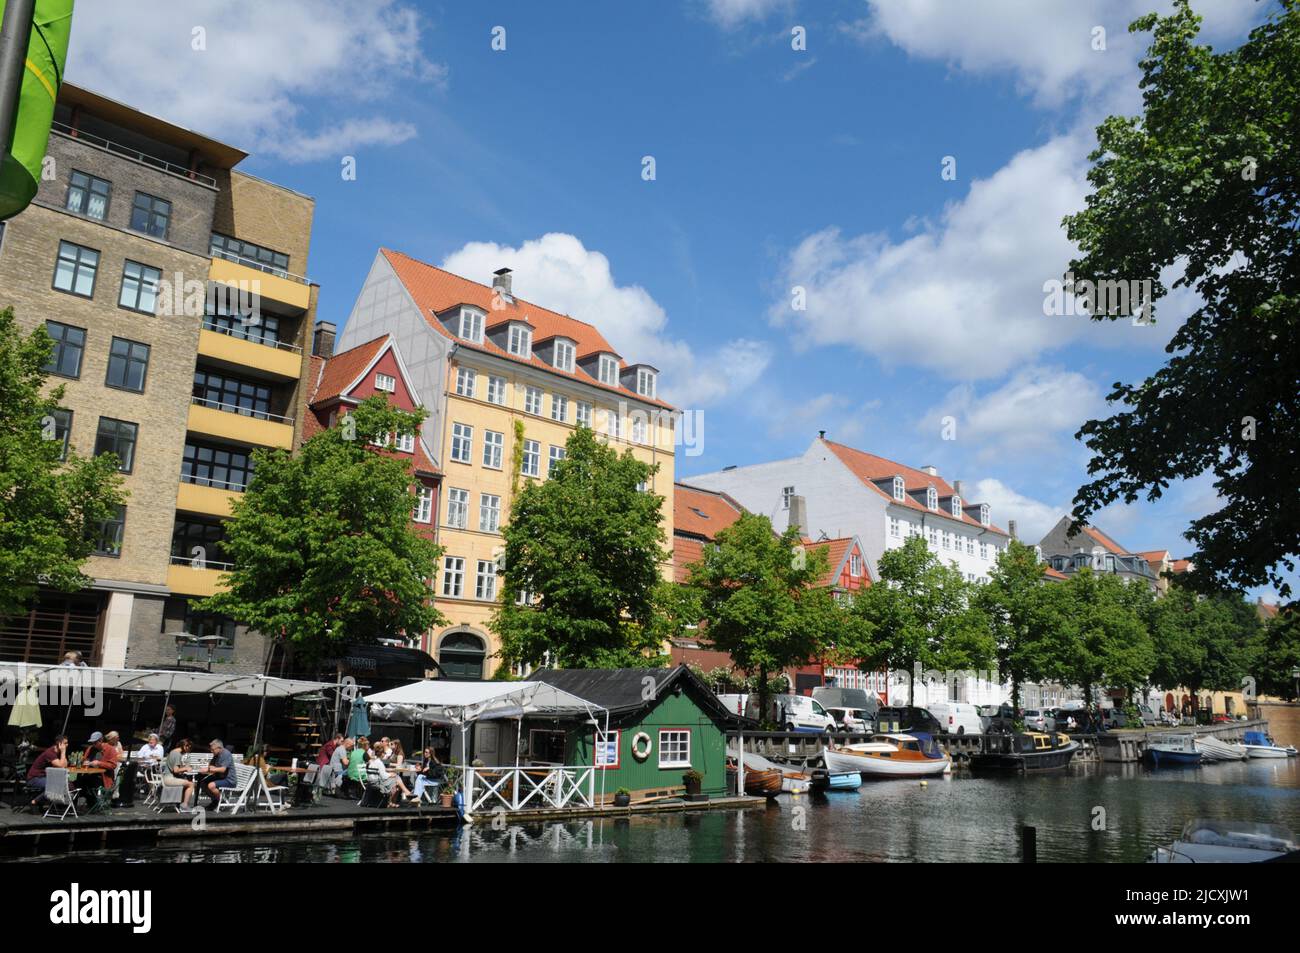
[953,479,964,497]
[492,267,513,299]
[789,495,808,538]
[922,465,938,476]
[312,321,336,358]
[1008,519,1018,540]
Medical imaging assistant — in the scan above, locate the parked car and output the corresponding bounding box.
[927,701,983,736]
[1048,707,1084,731]
[875,705,943,736]
[1099,708,1127,730]
[980,703,1018,734]
[746,693,836,732]
[824,706,872,733]
[1212,712,1233,724]
[1022,709,1055,732]
[1137,704,1160,727]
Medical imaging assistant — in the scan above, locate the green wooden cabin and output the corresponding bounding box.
[532,665,746,802]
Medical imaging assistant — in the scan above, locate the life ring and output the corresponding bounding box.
[631,732,652,761]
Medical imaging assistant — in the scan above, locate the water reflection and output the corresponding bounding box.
[22,759,1300,864]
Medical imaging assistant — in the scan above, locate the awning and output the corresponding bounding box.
[366,680,606,726]
[0,662,336,698]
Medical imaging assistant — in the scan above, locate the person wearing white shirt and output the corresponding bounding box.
[136,733,165,762]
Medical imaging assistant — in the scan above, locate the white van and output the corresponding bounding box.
[927,701,983,736]
[745,694,836,732]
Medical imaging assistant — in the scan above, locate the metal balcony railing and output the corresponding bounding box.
[51,122,218,188]
[190,395,294,426]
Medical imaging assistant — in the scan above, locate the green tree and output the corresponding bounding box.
[847,536,993,705]
[1057,570,1155,710]
[197,395,443,659]
[687,513,843,722]
[1147,586,1253,714]
[0,308,125,621]
[980,540,1070,713]
[1251,607,1300,700]
[493,426,667,669]
[1063,1,1300,596]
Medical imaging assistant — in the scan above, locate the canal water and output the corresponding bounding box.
[19,758,1300,863]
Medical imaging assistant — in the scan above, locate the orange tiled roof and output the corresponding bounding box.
[312,336,389,405]
[1044,565,1069,581]
[1082,525,1129,556]
[1258,601,1279,620]
[674,483,745,540]
[1169,558,1193,574]
[807,536,858,588]
[381,248,675,411]
[821,439,1009,536]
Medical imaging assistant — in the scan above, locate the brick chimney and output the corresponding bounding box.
[953,479,964,497]
[492,267,513,299]
[1008,519,1018,540]
[312,321,336,358]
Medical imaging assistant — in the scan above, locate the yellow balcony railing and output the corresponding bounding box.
[176,480,241,518]
[167,560,230,598]
[209,255,311,313]
[187,400,294,450]
[197,326,302,380]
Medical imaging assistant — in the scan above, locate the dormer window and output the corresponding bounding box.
[850,553,862,577]
[926,486,938,510]
[508,324,532,358]
[892,476,905,502]
[554,339,575,372]
[951,495,962,518]
[598,354,619,386]
[979,504,990,526]
[636,368,657,398]
[458,308,485,343]
[375,373,396,393]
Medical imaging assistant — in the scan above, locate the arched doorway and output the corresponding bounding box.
[1164,693,1174,712]
[437,630,487,680]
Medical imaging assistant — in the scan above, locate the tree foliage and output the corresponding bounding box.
[1251,607,1300,700]
[979,541,1071,710]
[1055,570,1155,705]
[493,426,667,668]
[1063,1,1300,596]
[0,308,125,621]
[1147,585,1255,708]
[197,396,443,659]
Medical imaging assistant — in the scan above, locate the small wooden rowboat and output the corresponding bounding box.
[727,761,783,796]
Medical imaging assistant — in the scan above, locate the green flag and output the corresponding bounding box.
[0,0,74,220]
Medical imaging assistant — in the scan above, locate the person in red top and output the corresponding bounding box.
[26,735,69,805]
[82,731,120,789]
[316,732,344,767]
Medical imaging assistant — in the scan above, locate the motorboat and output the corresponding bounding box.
[1197,735,1248,762]
[825,771,862,790]
[823,732,950,778]
[1143,732,1202,767]
[1148,819,1299,863]
[970,731,1079,773]
[1241,730,1289,759]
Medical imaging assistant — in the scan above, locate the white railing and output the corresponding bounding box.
[463,765,597,813]
[191,395,295,426]
[210,247,311,286]
[51,122,218,188]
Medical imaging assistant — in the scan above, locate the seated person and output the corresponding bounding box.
[81,731,120,797]
[247,744,287,788]
[316,732,344,767]
[26,735,69,805]
[137,733,166,762]
[202,739,237,804]
[412,747,445,802]
[367,742,412,806]
[348,737,369,785]
[327,737,353,791]
[389,740,406,768]
[163,739,197,811]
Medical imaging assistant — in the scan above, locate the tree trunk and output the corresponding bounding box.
[907,664,915,707]
[758,664,770,728]
[1011,676,1021,715]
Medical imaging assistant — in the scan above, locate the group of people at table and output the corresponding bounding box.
[316,733,447,807]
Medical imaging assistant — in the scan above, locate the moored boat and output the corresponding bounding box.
[1143,732,1202,767]
[970,731,1079,773]
[1148,819,1299,863]
[1197,735,1248,762]
[1241,730,1289,759]
[823,732,950,779]
[728,749,812,793]
[825,771,862,790]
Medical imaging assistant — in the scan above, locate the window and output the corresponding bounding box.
[658,729,691,768]
[521,439,540,477]
[554,339,575,372]
[441,557,465,598]
[458,308,484,343]
[412,485,434,523]
[52,241,98,297]
[482,430,504,469]
[450,423,473,463]
[93,505,126,557]
[889,517,901,538]
[446,488,469,528]
[548,445,566,477]
[65,170,110,220]
[926,486,938,510]
[507,324,532,357]
[395,432,415,453]
[42,321,85,377]
[118,260,161,314]
[479,493,501,533]
[524,386,543,416]
[942,531,951,550]
[850,553,863,576]
[781,486,795,509]
[375,373,396,393]
[551,394,568,422]
[182,441,254,492]
[486,375,507,405]
[193,370,271,418]
[47,408,72,460]
[182,608,236,648]
[94,417,138,472]
[951,496,962,518]
[210,233,290,276]
[892,476,905,501]
[455,366,476,398]
[172,518,229,567]
[631,415,647,444]
[105,337,150,392]
[981,542,990,560]
[130,192,171,239]
[597,354,618,386]
[636,368,656,398]
[205,301,280,346]
[594,730,620,768]
[604,408,622,439]
[979,504,990,526]
[927,527,938,547]
[475,560,497,601]
[966,537,975,555]
[576,401,592,428]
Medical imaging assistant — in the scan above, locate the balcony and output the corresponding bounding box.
[197,325,302,380]
[209,254,311,314]
[188,398,294,450]
[176,480,241,518]
[167,558,230,598]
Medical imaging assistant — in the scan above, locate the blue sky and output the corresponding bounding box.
[65,0,1288,600]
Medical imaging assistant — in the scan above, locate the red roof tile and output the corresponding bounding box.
[674,483,745,540]
[381,248,675,411]
[311,336,389,405]
[806,537,862,588]
[1083,525,1129,556]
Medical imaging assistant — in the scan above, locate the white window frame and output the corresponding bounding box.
[482,430,504,469]
[850,553,862,576]
[475,560,497,601]
[412,485,433,523]
[576,401,592,428]
[486,375,507,405]
[441,556,465,598]
[658,729,691,769]
[521,439,540,477]
[892,476,905,501]
[631,415,646,444]
[375,373,396,393]
[524,386,543,416]
[636,368,656,398]
[979,504,990,526]
[548,445,565,477]
[479,493,501,533]
[951,495,962,518]
[889,517,901,538]
[554,339,575,372]
[455,366,476,398]
[597,354,618,386]
[450,423,473,464]
[781,486,795,509]
[395,432,415,453]
[458,308,484,343]
[508,324,532,358]
[446,487,469,529]
[551,393,568,422]
[926,486,938,510]
[604,408,622,439]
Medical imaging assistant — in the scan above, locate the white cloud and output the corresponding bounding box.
[441,233,770,408]
[971,478,1066,544]
[702,0,792,29]
[924,365,1105,460]
[65,0,445,160]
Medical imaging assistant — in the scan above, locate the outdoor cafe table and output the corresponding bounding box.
[67,766,107,813]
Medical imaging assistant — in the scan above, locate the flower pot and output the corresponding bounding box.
[682,773,703,797]
[613,792,631,807]
[439,791,454,808]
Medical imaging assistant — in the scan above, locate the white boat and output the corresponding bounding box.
[1143,732,1201,767]
[1148,819,1299,863]
[728,749,812,794]
[1197,735,1248,762]
[823,733,951,778]
[1242,730,1289,758]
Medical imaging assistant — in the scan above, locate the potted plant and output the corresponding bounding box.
[613,787,631,807]
[440,765,461,807]
[682,768,704,799]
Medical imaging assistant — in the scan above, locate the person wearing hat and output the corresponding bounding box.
[82,731,120,790]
